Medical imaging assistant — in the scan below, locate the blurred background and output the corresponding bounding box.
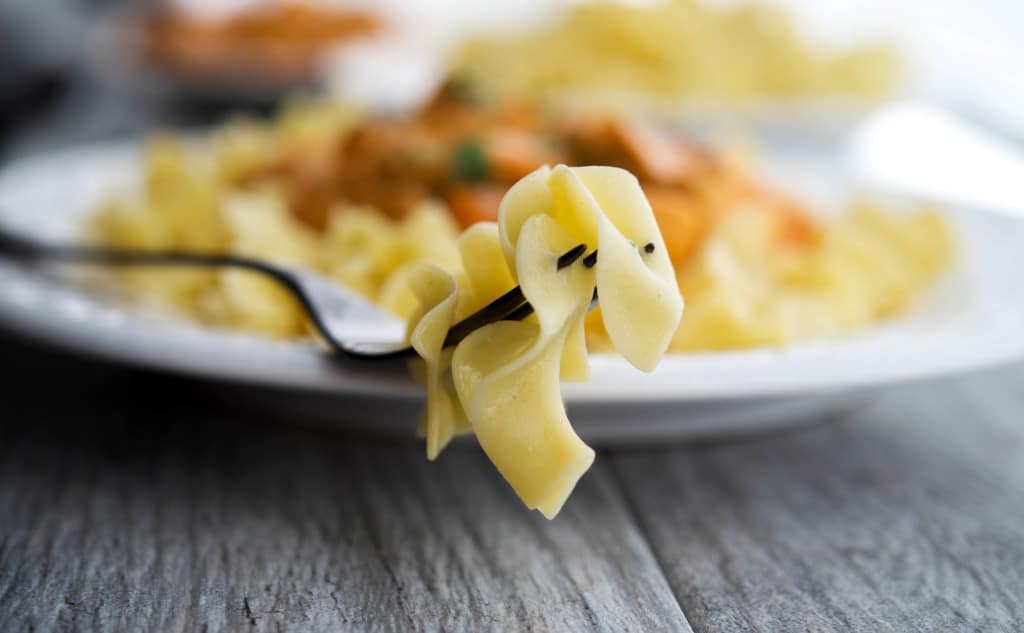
[3,0,1024,161]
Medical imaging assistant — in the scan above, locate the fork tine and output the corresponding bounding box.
[441,285,526,349]
[557,244,588,269]
[440,242,592,349]
[447,241,652,339]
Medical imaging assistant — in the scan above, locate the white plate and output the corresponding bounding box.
[2,142,1023,442]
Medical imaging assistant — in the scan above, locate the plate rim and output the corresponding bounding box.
[2,140,1023,404]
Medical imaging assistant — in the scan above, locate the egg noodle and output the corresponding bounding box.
[91,102,952,353]
[406,165,682,517]
[452,0,901,103]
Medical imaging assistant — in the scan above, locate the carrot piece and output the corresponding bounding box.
[563,116,703,186]
[484,128,562,184]
[444,184,506,228]
[643,185,714,263]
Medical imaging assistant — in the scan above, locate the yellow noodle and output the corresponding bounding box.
[406,166,683,517]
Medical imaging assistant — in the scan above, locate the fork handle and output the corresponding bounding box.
[0,224,373,357]
[0,225,280,277]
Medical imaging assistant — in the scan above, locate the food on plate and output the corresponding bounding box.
[135,1,381,87]
[668,203,951,350]
[451,0,901,103]
[406,165,682,516]
[91,89,952,351]
[89,89,952,513]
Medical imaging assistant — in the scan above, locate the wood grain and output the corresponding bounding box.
[3,337,1024,632]
[613,366,1024,633]
[0,339,690,632]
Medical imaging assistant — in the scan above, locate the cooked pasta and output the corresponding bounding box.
[667,202,954,350]
[406,165,683,517]
[91,109,952,353]
[452,0,902,103]
[90,92,953,351]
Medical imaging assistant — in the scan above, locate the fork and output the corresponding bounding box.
[0,225,599,360]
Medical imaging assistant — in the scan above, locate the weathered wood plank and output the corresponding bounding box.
[613,365,1024,633]
[0,338,690,633]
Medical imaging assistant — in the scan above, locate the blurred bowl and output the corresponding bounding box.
[88,3,386,105]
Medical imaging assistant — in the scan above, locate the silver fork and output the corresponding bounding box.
[0,225,596,359]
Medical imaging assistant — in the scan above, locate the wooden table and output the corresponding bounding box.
[2,335,1023,632]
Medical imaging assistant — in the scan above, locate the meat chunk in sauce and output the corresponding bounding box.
[238,83,818,265]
